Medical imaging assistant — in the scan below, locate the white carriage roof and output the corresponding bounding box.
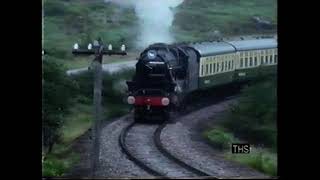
[188,38,277,57]
[228,38,277,51]
[189,41,235,57]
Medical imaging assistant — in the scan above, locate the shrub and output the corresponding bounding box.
[42,151,80,177]
[204,127,237,150]
[226,148,277,176]
[44,0,66,16]
[43,56,79,152]
[42,156,67,177]
[223,77,277,148]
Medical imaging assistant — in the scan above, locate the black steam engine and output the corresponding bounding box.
[126,43,198,122]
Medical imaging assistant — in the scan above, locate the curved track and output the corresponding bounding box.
[117,92,242,178]
[119,121,218,178]
[154,123,214,178]
[119,122,166,177]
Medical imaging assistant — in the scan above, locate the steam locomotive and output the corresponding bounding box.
[126,37,277,122]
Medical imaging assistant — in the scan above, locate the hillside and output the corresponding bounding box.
[172,0,277,42]
[43,0,138,60]
[43,0,277,67]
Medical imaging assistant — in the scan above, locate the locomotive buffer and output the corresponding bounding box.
[72,38,127,177]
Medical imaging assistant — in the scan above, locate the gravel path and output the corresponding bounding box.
[160,99,270,179]
[95,115,151,178]
[125,124,198,178]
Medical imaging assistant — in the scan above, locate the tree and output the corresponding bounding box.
[42,55,78,153]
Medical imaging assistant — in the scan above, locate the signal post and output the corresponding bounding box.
[72,39,127,177]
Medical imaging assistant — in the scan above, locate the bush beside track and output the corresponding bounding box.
[42,55,135,177]
[203,76,277,176]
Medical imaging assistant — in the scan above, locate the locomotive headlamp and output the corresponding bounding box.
[161,97,170,106]
[147,50,157,59]
[73,43,79,50]
[108,44,113,51]
[127,96,135,105]
[88,43,92,50]
[121,44,126,52]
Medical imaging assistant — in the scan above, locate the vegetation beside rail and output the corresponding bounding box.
[42,55,134,177]
[204,76,277,176]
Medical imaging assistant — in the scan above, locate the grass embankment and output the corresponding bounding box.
[203,77,277,176]
[42,69,135,177]
[173,0,277,42]
[204,127,277,176]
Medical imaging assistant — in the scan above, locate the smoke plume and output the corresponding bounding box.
[105,0,184,49]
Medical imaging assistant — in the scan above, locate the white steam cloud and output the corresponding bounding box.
[105,0,184,49]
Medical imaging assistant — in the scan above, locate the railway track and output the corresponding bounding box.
[119,121,217,178]
[154,123,214,178]
[117,92,244,178]
[119,122,166,177]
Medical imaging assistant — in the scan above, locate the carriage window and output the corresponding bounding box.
[249,57,253,66]
[221,62,224,71]
[217,63,219,72]
[213,63,216,73]
[228,61,231,70]
[245,58,248,67]
[232,60,234,69]
[270,55,273,64]
[265,56,269,64]
[240,58,243,68]
[206,64,208,75]
[261,56,264,64]
[225,61,228,70]
[254,57,257,66]
[201,64,204,76]
[210,63,212,74]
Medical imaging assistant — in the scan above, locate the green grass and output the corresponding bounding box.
[204,125,277,176]
[225,147,277,176]
[42,149,80,177]
[61,102,93,144]
[43,0,138,53]
[43,99,90,177]
[204,127,238,150]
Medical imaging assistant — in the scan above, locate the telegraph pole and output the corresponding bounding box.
[72,39,126,177]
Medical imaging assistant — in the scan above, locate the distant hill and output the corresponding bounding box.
[172,0,277,42]
[43,0,277,60]
[43,0,138,59]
